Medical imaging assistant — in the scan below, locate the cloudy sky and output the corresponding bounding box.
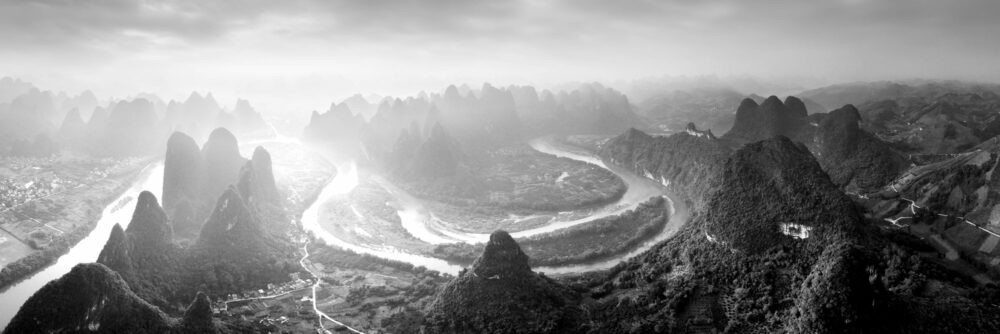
[1,0,998,113]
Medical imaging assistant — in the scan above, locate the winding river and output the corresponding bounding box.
[0,136,689,328]
[301,136,690,276]
[0,163,165,327]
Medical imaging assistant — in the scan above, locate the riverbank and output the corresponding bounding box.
[0,155,154,291]
[0,162,165,328]
[431,196,673,267]
[301,136,689,277]
[391,143,626,215]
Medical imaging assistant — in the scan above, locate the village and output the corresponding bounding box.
[0,154,149,270]
[210,271,318,329]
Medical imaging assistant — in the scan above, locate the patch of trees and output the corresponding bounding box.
[7,134,57,157]
[432,197,671,267]
[395,147,628,213]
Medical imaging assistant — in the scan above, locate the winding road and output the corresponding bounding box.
[300,241,365,334]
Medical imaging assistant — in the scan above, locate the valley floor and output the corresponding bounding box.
[0,153,151,288]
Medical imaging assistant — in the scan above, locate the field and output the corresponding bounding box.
[0,153,150,274]
[432,197,672,267]
[397,144,626,212]
[316,175,438,254]
[236,242,451,333]
[0,229,32,268]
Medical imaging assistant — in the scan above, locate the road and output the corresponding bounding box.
[299,241,365,334]
[224,287,310,305]
[851,191,996,284]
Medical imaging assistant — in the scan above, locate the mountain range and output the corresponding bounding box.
[7,129,299,331]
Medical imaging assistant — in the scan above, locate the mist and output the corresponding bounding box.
[3,1,1000,333]
[2,0,999,116]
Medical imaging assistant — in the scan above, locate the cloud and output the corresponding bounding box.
[1,0,999,102]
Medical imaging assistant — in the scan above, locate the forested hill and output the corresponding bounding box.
[599,126,731,208]
[425,231,584,334]
[5,263,263,333]
[603,95,909,194]
[580,136,1000,333]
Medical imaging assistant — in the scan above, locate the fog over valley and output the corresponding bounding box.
[1,1,1000,333]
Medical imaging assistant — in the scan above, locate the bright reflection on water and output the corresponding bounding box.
[299,161,464,275]
[299,137,690,277]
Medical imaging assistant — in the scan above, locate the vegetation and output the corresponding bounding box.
[423,231,586,334]
[306,241,450,332]
[574,136,1000,334]
[0,156,147,290]
[813,105,909,190]
[395,144,626,212]
[599,127,731,207]
[432,197,672,267]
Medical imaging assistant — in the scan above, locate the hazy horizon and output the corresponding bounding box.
[2,0,999,114]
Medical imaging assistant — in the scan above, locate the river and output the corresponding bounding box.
[0,136,688,327]
[301,136,690,276]
[0,163,165,327]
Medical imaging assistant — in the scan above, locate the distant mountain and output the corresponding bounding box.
[163,92,222,141]
[798,81,1000,154]
[201,128,247,205]
[302,102,366,148]
[0,88,57,144]
[342,94,379,120]
[230,99,269,136]
[0,79,271,158]
[856,93,1000,154]
[397,123,462,179]
[85,106,109,138]
[57,108,87,147]
[799,81,915,110]
[99,98,162,156]
[425,231,583,334]
[798,80,1000,111]
[361,97,435,161]
[159,93,271,142]
[633,88,746,134]
[431,83,522,143]
[544,83,639,135]
[6,134,58,157]
[0,77,35,103]
[309,83,643,164]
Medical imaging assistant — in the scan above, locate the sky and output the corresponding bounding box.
[1,0,998,114]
